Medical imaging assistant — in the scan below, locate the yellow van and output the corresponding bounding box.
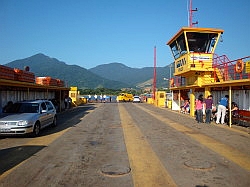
[117,93,133,102]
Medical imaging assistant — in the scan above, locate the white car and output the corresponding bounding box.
[0,100,57,137]
[133,96,141,103]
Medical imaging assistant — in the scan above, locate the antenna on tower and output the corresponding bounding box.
[188,0,198,27]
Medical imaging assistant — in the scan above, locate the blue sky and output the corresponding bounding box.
[0,0,249,69]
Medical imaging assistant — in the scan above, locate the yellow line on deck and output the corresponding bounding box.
[0,107,94,180]
[25,128,70,146]
[136,105,250,172]
[118,104,177,187]
[0,128,70,180]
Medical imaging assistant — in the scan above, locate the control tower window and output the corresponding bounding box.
[187,33,218,53]
[170,41,180,59]
[177,33,187,55]
[170,33,187,59]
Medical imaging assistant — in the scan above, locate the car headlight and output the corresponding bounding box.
[17,120,29,126]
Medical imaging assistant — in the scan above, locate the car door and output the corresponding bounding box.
[39,102,49,128]
[45,101,56,125]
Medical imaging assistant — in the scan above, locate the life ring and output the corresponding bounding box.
[235,59,244,73]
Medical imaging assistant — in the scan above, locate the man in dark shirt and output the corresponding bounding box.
[204,95,213,124]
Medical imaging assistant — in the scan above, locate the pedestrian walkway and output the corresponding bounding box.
[134,104,250,172]
[163,107,250,135]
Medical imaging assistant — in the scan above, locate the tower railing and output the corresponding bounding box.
[170,55,250,88]
[212,55,250,81]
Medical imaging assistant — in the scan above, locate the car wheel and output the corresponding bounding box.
[32,122,40,137]
[51,116,57,127]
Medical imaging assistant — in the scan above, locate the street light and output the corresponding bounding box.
[163,78,170,91]
[169,63,173,79]
[166,63,174,109]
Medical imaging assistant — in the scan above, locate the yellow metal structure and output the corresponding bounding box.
[70,86,78,91]
[154,91,166,107]
[147,98,154,104]
[167,26,250,126]
[69,87,78,103]
[167,27,224,116]
[167,100,172,108]
[246,60,250,73]
[167,27,223,79]
[69,87,87,105]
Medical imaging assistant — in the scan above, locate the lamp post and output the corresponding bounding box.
[169,63,173,79]
[167,63,174,109]
[163,78,169,91]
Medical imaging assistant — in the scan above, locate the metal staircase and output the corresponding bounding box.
[213,54,232,82]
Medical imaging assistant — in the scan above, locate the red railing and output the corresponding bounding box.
[213,55,250,81]
[170,55,250,88]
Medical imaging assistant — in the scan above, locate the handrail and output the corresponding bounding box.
[170,55,250,88]
[212,55,250,81]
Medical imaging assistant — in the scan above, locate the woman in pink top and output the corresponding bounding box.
[195,94,204,123]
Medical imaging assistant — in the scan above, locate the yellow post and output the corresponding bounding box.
[190,88,195,117]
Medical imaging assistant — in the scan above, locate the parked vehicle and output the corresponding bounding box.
[133,96,141,103]
[117,93,133,102]
[0,100,57,136]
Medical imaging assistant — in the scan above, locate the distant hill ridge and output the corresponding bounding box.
[4,53,171,89]
[90,62,171,88]
[89,63,154,85]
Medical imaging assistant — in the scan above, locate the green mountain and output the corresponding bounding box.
[4,53,173,89]
[89,62,172,88]
[4,53,130,89]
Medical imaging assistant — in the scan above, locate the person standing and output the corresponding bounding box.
[103,95,107,103]
[181,100,190,114]
[216,95,229,125]
[94,94,98,102]
[204,95,213,124]
[195,94,204,123]
[64,96,68,109]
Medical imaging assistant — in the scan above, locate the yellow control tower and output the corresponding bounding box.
[167,27,223,80]
[167,27,224,115]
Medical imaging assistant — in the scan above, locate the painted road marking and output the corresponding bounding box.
[25,128,70,146]
[119,104,177,187]
[0,128,71,180]
[135,104,250,171]
[0,106,96,180]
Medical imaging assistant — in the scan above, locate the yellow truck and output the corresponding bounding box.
[117,93,133,102]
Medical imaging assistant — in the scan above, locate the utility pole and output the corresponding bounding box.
[153,46,157,100]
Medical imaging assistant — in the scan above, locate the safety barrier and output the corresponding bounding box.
[232,110,250,127]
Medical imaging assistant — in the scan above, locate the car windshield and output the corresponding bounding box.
[7,103,39,113]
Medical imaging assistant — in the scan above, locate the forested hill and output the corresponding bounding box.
[89,62,171,88]
[4,53,171,89]
[4,53,130,89]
